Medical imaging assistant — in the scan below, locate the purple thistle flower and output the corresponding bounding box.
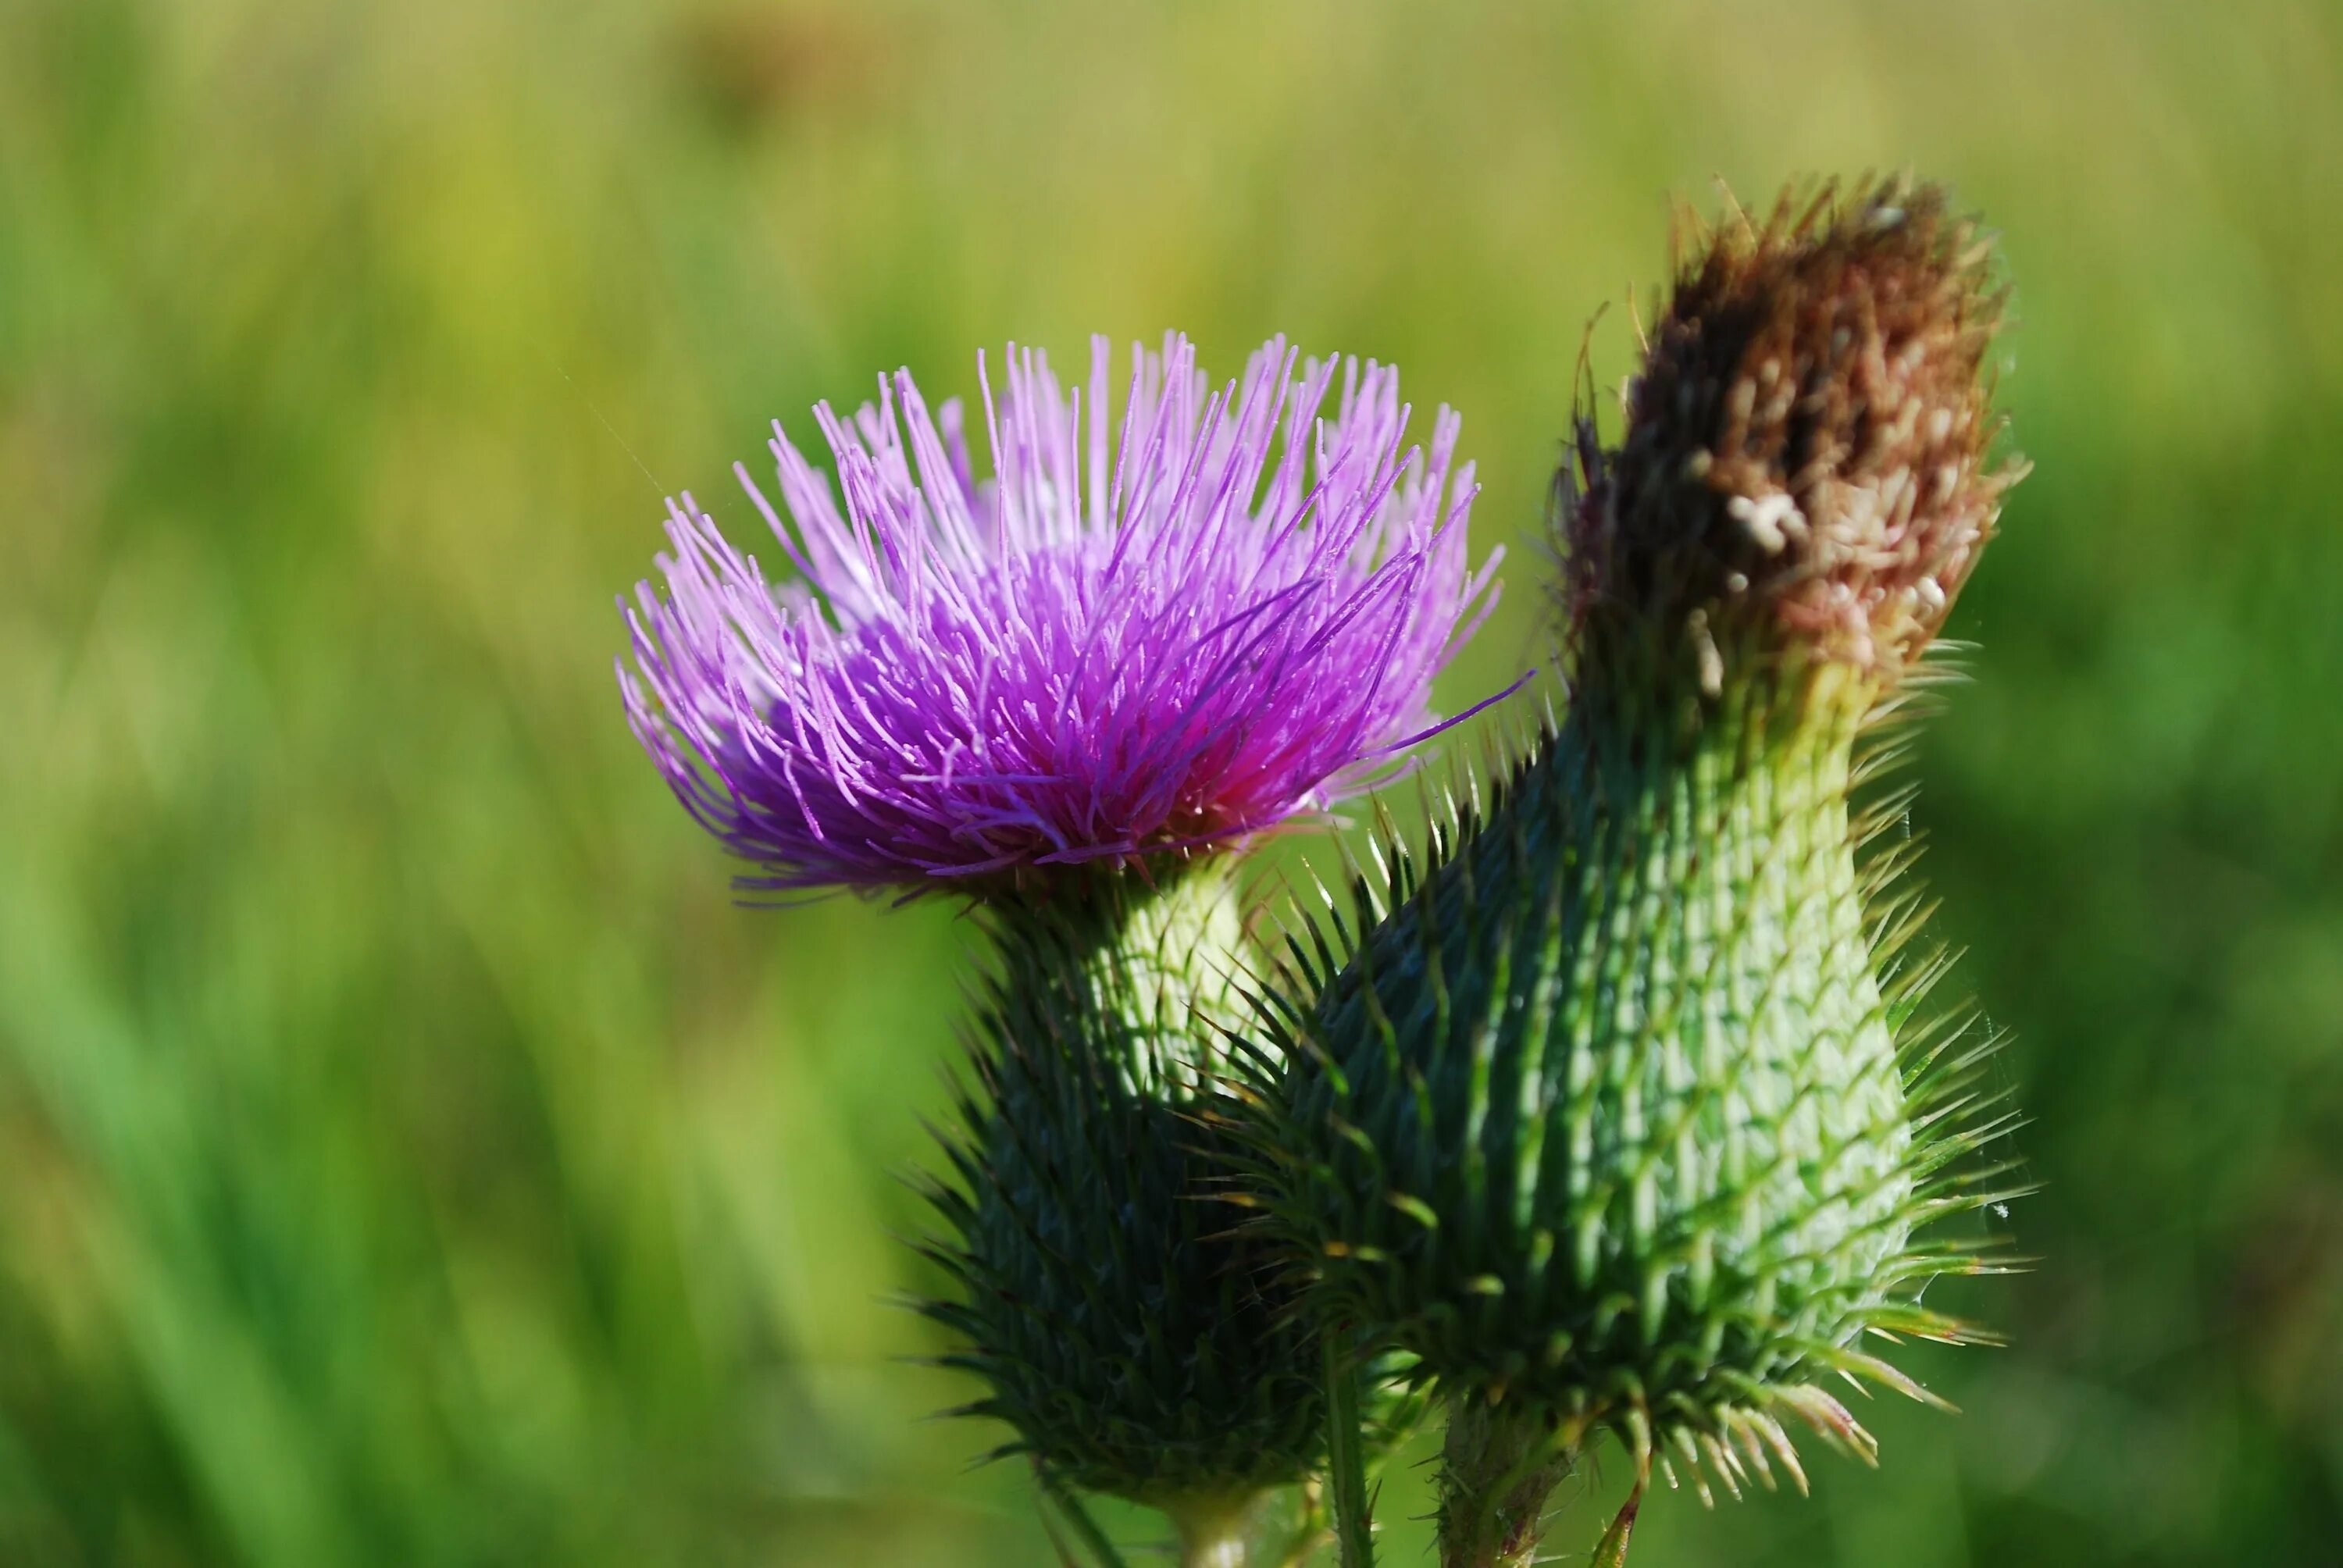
[619,333,1504,896]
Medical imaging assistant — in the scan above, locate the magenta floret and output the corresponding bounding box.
[620,333,1503,895]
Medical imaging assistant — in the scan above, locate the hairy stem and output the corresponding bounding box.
[1325,1335,1375,1567]
[1589,1484,1643,1568]
[1035,1464,1129,1568]
[1169,1493,1263,1568]
[1435,1396,1574,1568]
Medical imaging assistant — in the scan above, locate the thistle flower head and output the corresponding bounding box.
[621,334,1500,896]
[1563,179,2018,685]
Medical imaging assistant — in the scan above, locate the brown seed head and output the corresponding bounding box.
[1562,179,2023,688]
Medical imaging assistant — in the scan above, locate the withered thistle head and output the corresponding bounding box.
[1564,178,2020,686]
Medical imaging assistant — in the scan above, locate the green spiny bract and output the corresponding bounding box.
[1237,179,2026,1563]
[916,863,1325,1545]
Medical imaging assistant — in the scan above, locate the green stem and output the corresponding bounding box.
[1435,1396,1575,1568]
[1168,1494,1262,1568]
[1325,1335,1376,1568]
[1035,1464,1129,1568]
[1589,1483,1643,1568]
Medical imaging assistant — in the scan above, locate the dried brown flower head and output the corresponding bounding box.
[1564,179,2024,687]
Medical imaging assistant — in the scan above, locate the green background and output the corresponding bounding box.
[3,2,2338,1563]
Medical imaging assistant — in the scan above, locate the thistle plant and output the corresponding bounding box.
[1236,180,2028,1566]
[619,335,1498,1563]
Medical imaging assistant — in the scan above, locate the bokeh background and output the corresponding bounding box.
[4,1,2340,1563]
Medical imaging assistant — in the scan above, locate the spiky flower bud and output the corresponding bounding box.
[921,865,1326,1553]
[1241,180,2024,1566]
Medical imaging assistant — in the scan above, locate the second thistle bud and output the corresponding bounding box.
[1242,180,2025,1566]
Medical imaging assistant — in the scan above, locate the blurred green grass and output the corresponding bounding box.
[2,1,2339,1563]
